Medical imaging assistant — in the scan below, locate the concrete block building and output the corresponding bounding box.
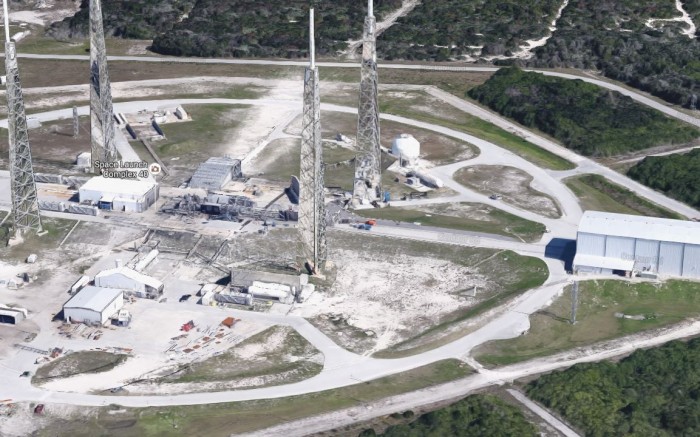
[573,211,700,278]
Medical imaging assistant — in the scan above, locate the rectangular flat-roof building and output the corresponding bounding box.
[574,211,700,278]
[79,176,159,212]
[63,286,124,325]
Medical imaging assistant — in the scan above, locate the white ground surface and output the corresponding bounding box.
[292,250,489,350]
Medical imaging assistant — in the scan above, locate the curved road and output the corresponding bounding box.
[12,52,700,128]
[1,71,699,413]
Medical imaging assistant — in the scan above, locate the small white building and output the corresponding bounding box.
[76,152,91,169]
[63,286,124,325]
[0,305,27,324]
[95,266,164,299]
[574,211,700,278]
[392,134,420,166]
[79,177,159,213]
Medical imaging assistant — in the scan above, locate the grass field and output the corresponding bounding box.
[564,174,684,219]
[473,279,700,367]
[33,351,128,384]
[379,101,575,171]
[166,326,322,388]
[0,218,76,263]
[454,165,562,219]
[36,360,472,437]
[354,203,545,242]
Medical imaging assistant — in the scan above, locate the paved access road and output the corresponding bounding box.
[2,63,700,431]
[11,52,700,128]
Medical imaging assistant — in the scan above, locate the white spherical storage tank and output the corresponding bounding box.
[392,134,420,161]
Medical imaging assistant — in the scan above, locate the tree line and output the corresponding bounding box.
[468,67,698,157]
[527,337,700,436]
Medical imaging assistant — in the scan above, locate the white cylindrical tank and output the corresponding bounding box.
[391,134,420,162]
[248,285,289,301]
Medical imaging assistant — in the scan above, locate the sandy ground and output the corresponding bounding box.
[293,249,490,352]
[457,165,561,219]
[124,326,323,394]
[4,1,80,27]
[37,306,270,393]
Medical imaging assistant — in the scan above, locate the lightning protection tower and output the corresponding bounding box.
[89,0,118,170]
[3,0,42,234]
[298,8,327,273]
[353,0,382,206]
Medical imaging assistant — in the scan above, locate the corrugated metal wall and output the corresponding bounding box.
[634,239,660,271]
[682,244,700,279]
[64,308,101,324]
[577,233,605,256]
[659,242,684,276]
[605,236,635,259]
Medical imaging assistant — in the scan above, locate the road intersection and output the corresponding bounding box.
[0,64,699,426]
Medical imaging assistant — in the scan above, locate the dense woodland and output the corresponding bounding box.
[376,0,562,61]
[526,0,700,107]
[468,67,699,156]
[527,338,700,436]
[360,394,538,436]
[48,0,197,40]
[46,0,700,106]
[49,0,400,58]
[628,149,700,209]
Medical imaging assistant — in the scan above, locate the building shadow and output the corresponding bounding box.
[545,238,576,271]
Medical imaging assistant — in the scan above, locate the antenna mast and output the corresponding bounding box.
[352,0,382,207]
[3,0,42,234]
[298,8,326,273]
[89,0,118,170]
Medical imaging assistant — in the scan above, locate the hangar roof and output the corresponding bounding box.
[578,211,700,245]
[64,286,123,312]
[96,267,163,290]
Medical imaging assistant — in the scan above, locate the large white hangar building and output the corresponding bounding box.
[573,211,700,279]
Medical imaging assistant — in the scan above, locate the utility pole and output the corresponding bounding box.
[352,0,382,207]
[89,0,118,170]
[3,0,42,235]
[298,8,326,274]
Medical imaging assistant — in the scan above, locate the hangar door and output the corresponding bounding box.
[659,242,684,276]
[683,244,700,279]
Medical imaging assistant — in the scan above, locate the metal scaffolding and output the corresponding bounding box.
[89,0,118,169]
[298,9,327,273]
[353,0,382,206]
[3,0,42,234]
